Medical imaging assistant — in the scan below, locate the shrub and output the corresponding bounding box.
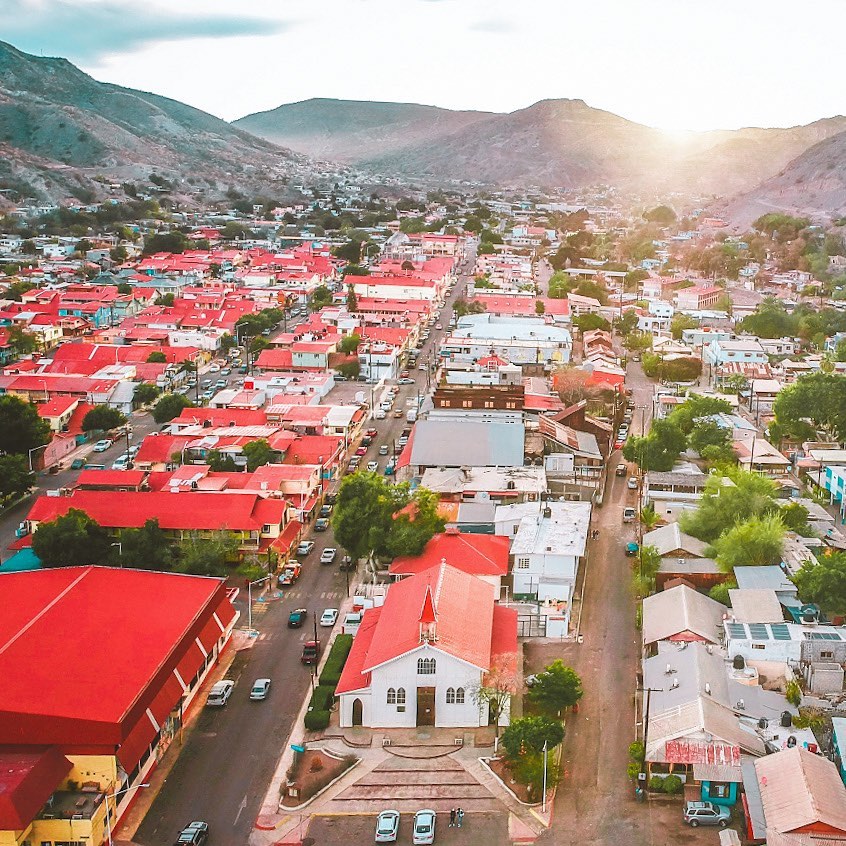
[511,751,560,801]
[304,710,330,731]
[786,679,802,707]
[310,684,336,712]
[648,775,665,792]
[662,774,683,795]
[318,634,353,687]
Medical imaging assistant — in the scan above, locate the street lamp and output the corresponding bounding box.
[103,782,149,846]
[27,444,45,472]
[111,542,122,564]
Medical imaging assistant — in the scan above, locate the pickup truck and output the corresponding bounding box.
[278,563,301,587]
[301,640,320,664]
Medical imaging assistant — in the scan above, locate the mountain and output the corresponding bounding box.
[0,41,311,205]
[233,98,494,162]
[237,97,846,199]
[718,129,846,227]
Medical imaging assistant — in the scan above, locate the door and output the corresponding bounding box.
[417,687,435,726]
[351,698,363,727]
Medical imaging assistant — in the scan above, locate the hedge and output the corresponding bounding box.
[304,710,330,731]
[310,684,336,712]
[318,634,353,687]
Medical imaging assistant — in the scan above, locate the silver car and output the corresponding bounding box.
[375,810,400,843]
[413,810,436,845]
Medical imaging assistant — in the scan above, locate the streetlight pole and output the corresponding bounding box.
[542,740,549,813]
[103,782,149,846]
[637,686,664,784]
[27,444,44,472]
[111,542,122,565]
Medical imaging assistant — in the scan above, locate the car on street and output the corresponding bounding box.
[319,504,333,518]
[208,363,220,372]
[320,547,337,564]
[374,409,386,419]
[314,517,330,532]
[435,323,442,330]
[626,542,639,556]
[297,540,315,556]
[221,367,231,375]
[393,408,404,417]
[361,435,372,447]
[379,444,389,455]
[418,362,427,370]
[375,810,400,843]
[301,640,320,664]
[623,507,637,523]
[367,460,379,472]
[288,608,308,628]
[278,563,301,586]
[111,454,131,470]
[206,680,234,707]
[683,801,730,828]
[174,821,209,845]
[320,608,339,627]
[399,377,415,385]
[366,428,378,437]
[615,464,627,477]
[355,446,368,456]
[627,477,638,490]
[339,554,355,571]
[413,809,436,845]
[93,439,113,452]
[249,678,272,700]
[324,492,338,505]
[400,370,409,378]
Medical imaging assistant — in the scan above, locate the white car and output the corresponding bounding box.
[374,409,387,420]
[418,362,427,370]
[249,678,272,700]
[320,608,339,627]
[93,439,113,452]
[111,454,131,470]
[413,809,436,845]
[206,679,234,707]
[208,363,221,372]
[379,445,389,455]
[375,810,400,843]
[367,460,379,472]
[320,547,337,564]
[627,477,638,490]
[398,377,415,385]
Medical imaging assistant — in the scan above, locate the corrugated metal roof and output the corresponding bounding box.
[642,584,726,646]
[728,589,785,623]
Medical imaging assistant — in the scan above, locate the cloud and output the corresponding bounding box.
[469,18,514,33]
[1,0,292,63]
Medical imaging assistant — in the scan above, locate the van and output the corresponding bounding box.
[406,409,417,423]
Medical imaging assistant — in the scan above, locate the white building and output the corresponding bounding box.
[705,338,768,367]
[336,563,518,728]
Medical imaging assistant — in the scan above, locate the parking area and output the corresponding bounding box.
[307,810,508,846]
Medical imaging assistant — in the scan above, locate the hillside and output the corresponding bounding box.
[718,129,846,227]
[0,41,311,205]
[233,97,494,162]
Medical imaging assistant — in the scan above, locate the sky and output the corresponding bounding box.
[4,0,846,132]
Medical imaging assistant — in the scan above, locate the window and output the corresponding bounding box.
[387,688,396,704]
[441,399,451,407]
[821,650,834,659]
[417,657,436,674]
[512,525,519,535]
[455,687,465,704]
[517,557,530,569]
[396,687,406,705]
[711,782,730,799]
[446,687,456,704]
[484,401,494,409]
[752,643,765,650]
[462,400,472,408]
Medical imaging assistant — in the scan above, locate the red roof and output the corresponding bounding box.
[335,607,381,695]
[36,396,77,419]
[28,490,285,532]
[0,746,73,829]
[254,348,293,370]
[76,469,146,488]
[171,407,268,428]
[389,531,510,578]
[0,567,235,764]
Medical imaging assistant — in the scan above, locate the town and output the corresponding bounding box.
[0,179,845,846]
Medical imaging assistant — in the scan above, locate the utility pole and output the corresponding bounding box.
[637,685,664,784]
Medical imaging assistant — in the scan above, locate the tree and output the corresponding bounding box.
[643,205,676,225]
[206,449,238,471]
[0,454,34,503]
[133,383,160,405]
[780,502,813,535]
[155,292,175,307]
[710,513,786,571]
[334,239,363,263]
[639,503,660,531]
[623,419,687,472]
[143,231,188,255]
[669,395,732,434]
[670,314,698,340]
[547,271,573,298]
[242,439,274,472]
[152,393,195,424]
[383,487,445,558]
[470,655,519,739]
[527,660,583,715]
[633,544,663,596]
[111,246,129,264]
[338,334,361,355]
[535,300,545,315]
[174,530,239,576]
[573,313,611,333]
[688,420,734,465]
[773,373,846,442]
[7,325,38,356]
[793,551,846,616]
[625,268,649,291]
[32,509,113,568]
[0,395,50,455]
[146,350,167,363]
[624,331,653,353]
[119,519,174,571]
[311,285,334,310]
[454,298,486,318]
[501,716,565,758]
[574,279,608,304]
[115,280,132,293]
[81,405,127,433]
[551,366,597,405]
[614,310,639,336]
[708,581,736,606]
[337,360,361,379]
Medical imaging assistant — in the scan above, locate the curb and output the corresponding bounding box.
[276,756,360,814]
[478,757,542,808]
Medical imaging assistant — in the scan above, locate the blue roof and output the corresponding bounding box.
[0,548,41,573]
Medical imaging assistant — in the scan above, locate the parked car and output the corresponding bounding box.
[418,362,427,370]
[435,323,443,330]
[320,608,339,627]
[627,477,638,490]
[320,547,337,564]
[398,377,414,385]
[249,678,272,700]
[367,460,379,472]
[366,428,378,437]
[615,464,627,477]
[277,563,301,587]
[301,640,320,665]
[111,455,131,470]
[393,409,404,417]
[625,542,639,556]
[355,446,368,456]
[174,821,209,846]
[413,809,436,845]
[92,439,113,452]
[288,608,308,628]
[361,435,373,447]
[379,444,389,455]
[314,517,330,532]
[206,680,234,707]
[208,363,220,372]
[374,409,387,420]
[375,810,400,843]
[324,492,338,505]
[297,540,315,556]
[319,504,333,518]
[70,457,86,470]
[683,801,730,828]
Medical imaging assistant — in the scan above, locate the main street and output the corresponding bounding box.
[131,260,472,845]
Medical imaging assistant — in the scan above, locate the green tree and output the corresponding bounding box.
[0,395,50,455]
[624,268,649,291]
[111,247,129,264]
[334,239,363,263]
[511,751,560,801]
[535,300,546,315]
[574,279,608,304]
[155,292,175,307]
[346,284,358,312]
[337,360,361,379]
[688,420,734,463]
[143,231,188,255]
[81,405,127,432]
[773,373,846,442]
[174,530,239,576]
[639,503,660,531]
[133,383,160,405]
[624,331,652,353]
[780,502,813,535]
[207,449,238,471]
[710,513,786,571]
[573,313,611,333]
[8,325,38,356]
[669,395,732,433]
[708,580,736,606]
[547,271,574,298]
[622,419,687,472]
[670,314,698,340]
[152,393,195,424]
[242,439,274,472]
[338,334,361,354]
[146,350,167,363]
[32,509,113,567]
[0,454,34,503]
[384,487,445,558]
[633,544,663,596]
[454,299,486,318]
[501,716,565,758]
[311,285,334,311]
[793,551,846,616]
[614,310,639,336]
[662,357,703,382]
[643,205,677,225]
[118,519,174,571]
[527,660,583,715]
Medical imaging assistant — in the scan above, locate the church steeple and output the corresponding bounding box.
[419,584,437,642]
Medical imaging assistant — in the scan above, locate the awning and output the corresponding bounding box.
[176,641,206,688]
[197,615,224,654]
[116,713,158,770]
[270,519,302,555]
[693,762,742,782]
[740,757,766,841]
[147,673,185,726]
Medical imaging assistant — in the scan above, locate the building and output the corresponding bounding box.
[432,383,525,412]
[0,566,237,846]
[336,563,518,729]
[408,419,526,471]
[723,620,846,665]
[705,338,768,368]
[675,286,723,311]
[642,584,726,654]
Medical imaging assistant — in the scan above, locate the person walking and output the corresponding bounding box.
[456,808,464,828]
[449,808,456,827]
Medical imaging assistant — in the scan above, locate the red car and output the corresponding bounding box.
[400,370,409,378]
[366,428,378,437]
[355,446,368,456]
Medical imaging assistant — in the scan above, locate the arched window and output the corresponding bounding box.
[455,687,465,704]
[387,687,396,704]
[446,687,456,704]
[396,687,406,705]
[417,657,436,674]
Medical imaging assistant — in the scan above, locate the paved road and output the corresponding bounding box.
[132,261,472,846]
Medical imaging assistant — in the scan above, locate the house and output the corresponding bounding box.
[509,501,591,634]
[723,620,846,666]
[0,566,237,846]
[675,286,723,311]
[733,432,791,476]
[705,338,768,368]
[642,584,726,653]
[336,562,518,729]
[644,467,710,517]
[420,466,546,505]
[831,717,846,787]
[727,589,785,623]
[408,419,526,471]
[734,565,801,612]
